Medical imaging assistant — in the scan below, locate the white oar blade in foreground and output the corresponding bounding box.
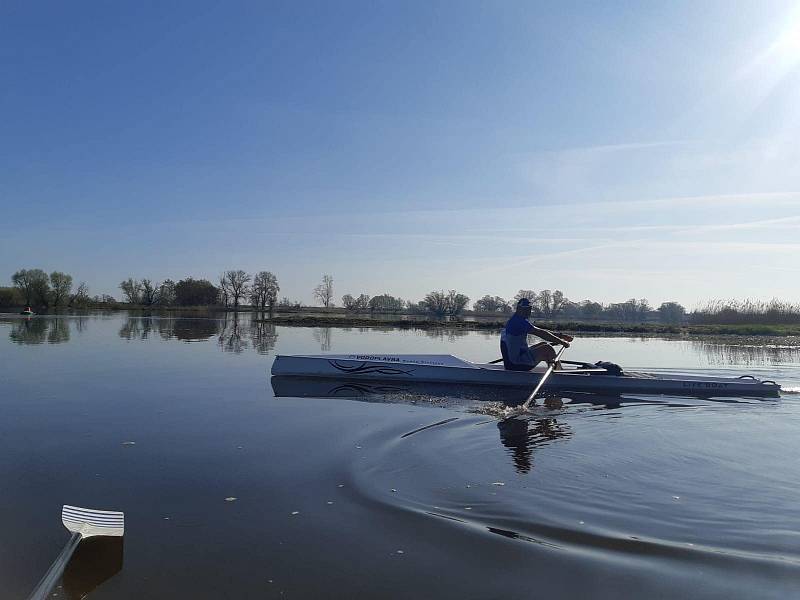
[62,505,124,538]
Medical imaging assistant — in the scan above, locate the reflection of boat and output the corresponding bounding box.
[272,354,781,398]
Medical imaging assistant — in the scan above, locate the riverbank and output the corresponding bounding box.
[258,315,800,336]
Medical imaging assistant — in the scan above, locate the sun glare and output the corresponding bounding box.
[773,20,800,64]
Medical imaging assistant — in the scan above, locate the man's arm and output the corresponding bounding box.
[529,324,573,347]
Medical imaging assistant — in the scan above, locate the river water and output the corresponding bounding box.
[1,312,799,599]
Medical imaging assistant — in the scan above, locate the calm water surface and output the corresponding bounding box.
[1,313,799,599]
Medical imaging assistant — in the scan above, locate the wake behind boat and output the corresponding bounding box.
[271,353,782,398]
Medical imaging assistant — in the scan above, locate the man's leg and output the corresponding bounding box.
[530,342,557,367]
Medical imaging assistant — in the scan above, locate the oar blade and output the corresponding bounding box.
[62,505,124,538]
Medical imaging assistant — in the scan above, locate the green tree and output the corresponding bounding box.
[0,287,22,308]
[342,293,370,312]
[175,278,219,306]
[368,294,404,313]
[12,269,50,306]
[658,302,686,324]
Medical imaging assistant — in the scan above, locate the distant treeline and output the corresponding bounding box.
[0,269,90,309]
[3,268,798,326]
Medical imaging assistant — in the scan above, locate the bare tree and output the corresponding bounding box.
[119,278,143,304]
[140,279,159,305]
[70,282,91,308]
[251,271,280,312]
[49,271,73,307]
[224,270,251,308]
[313,274,334,308]
[514,290,538,304]
[218,274,229,307]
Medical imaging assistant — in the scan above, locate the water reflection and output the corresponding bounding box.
[250,319,278,355]
[691,340,800,366]
[497,417,571,474]
[119,316,219,342]
[8,314,800,371]
[218,313,246,353]
[312,327,332,351]
[110,314,280,355]
[7,317,73,344]
[271,376,574,473]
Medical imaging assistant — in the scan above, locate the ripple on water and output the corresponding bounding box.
[344,397,800,598]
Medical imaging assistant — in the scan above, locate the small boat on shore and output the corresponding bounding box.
[271,354,782,398]
[20,307,35,316]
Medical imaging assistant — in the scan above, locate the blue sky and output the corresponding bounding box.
[2,1,800,307]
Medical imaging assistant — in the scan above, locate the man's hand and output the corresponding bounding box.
[557,333,574,348]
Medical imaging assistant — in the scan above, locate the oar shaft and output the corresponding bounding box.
[523,345,566,409]
[27,532,82,600]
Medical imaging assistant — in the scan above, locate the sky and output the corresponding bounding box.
[2,1,800,308]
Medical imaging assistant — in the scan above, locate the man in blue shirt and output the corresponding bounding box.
[501,298,573,371]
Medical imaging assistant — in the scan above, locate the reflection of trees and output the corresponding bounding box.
[250,320,278,355]
[9,317,71,345]
[312,327,332,351]
[163,318,220,342]
[497,417,571,474]
[47,318,71,344]
[120,316,221,342]
[693,340,800,366]
[116,314,280,355]
[218,313,247,354]
[119,317,155,340]
[422,328,470,343]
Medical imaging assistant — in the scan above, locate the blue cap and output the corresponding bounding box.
[517,298,531,308]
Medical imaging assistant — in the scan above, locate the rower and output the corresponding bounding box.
[500,298,573,371]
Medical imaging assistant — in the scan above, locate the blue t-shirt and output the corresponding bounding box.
[504,314,534,336]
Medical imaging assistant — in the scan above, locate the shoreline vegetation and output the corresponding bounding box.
[256,315,800,337]
[4,268,800,336]
[3,306,799,337]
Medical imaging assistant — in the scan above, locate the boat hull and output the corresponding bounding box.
[271,354,781,398]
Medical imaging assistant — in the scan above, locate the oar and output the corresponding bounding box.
[522,345,567,410]
[27,505,125,600]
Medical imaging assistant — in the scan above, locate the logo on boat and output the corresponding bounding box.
[346,355,448,366]
[681,382,729,389]
[330,360,415,376]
